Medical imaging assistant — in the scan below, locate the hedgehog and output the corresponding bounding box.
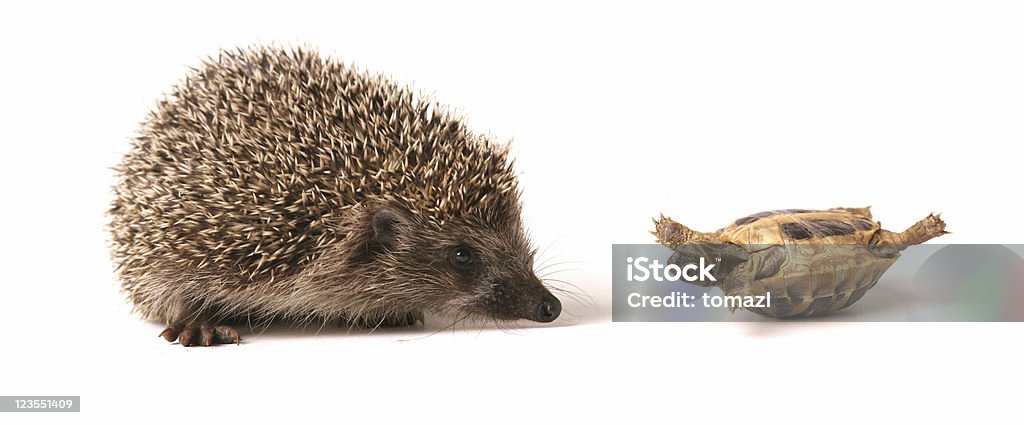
[109,46,561,346]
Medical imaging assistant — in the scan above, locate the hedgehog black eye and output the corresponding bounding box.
[450,245,475,270]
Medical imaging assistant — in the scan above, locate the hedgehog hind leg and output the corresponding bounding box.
[159,310,241,347]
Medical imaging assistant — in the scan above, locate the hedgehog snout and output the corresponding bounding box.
[515,272,561,323]
[520,271,561,323]
[479,274,562,323]
[532,293,562,323]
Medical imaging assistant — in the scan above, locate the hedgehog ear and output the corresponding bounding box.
[368,207,408,252]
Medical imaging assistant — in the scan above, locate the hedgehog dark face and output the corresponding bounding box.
[368,207,561,323]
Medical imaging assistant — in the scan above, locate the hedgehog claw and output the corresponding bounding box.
[160,322,240,347]
[355,311,424,329]
[159,325,180,342]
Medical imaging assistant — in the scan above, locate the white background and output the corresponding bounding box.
[2,1,1022,423]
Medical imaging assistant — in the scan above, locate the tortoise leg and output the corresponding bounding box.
[892,213,948,246]
[653,214,720,247]
[871,213,948,252]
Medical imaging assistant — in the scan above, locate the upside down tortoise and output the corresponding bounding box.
[652,207,948,318]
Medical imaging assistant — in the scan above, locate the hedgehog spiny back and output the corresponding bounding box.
[111,46,522,286]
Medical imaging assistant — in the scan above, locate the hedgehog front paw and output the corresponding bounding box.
[160,321,240,347]
[355,311,424,328]
[385,311,424,327]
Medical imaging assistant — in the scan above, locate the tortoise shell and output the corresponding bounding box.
[719,208,879,247]
[742,243,896,317]
[654,207,947,318]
